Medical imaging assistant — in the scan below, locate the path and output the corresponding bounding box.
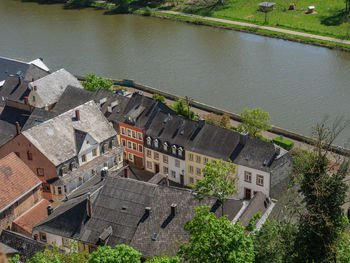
[153,9,350,45]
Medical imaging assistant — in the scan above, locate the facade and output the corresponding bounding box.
[0,101,124,202]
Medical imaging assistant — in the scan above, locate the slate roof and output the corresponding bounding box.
[0,153,42,213]
[238,192,270,226]
[21,107,59,131]
[0,242,18,255]
[0,77,31,107]
[28,69,83,108]
[22,101,117,166]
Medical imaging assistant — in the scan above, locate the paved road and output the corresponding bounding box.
[154,9,350,45]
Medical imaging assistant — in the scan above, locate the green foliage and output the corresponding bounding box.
[143,6,152,16]
[257,134,271,143]
[253,219,298,263]
[8,254,20,263]
[239,107,271,138]
[172,99,195,120]
[109,0,132,12]
[204,113,230,129]
[337,232,350,262]
[67,0,92,7]
[178,206,255,263]
[273,136,294,150]
[146,256,180,263]
[82,73,114,92]
[152,93,165,102]
[88,244,141,263]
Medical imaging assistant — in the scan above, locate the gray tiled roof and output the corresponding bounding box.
[0,77,30,107]
[21,107,59,131]
[22,101,117,166]
[28,69,83,108]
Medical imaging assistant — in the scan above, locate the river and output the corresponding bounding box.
[1,0,349,146]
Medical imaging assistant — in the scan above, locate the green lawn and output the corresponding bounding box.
[166,0,350,39]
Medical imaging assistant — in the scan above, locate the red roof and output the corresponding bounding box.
[0,152,41,212]
[13,199,52,234]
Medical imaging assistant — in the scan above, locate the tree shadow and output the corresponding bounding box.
[20,0,66,4]
[319,9,349,26]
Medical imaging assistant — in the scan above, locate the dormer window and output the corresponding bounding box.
[163,142,168,151]
[70,161,78,171]
[172,145,177,155]
[147,137,152,146]
[178,147,183,157]
[61,166,68,176]
[154,139,159,148]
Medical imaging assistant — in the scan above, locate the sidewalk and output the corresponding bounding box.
[153,9,350,46]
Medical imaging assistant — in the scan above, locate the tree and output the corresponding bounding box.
[178,206,254,263]
[82,73,113,92]
[193,159,237,215]
[109,0,132,12]
[152,93,165,103]
[204,113,230,129]
[172,99,195,120]
[88,244,141,263]
[239,107,271,138]
[146,257,180,263]
[292,119,350,263]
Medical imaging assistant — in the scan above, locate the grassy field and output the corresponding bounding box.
[158,0,350,39]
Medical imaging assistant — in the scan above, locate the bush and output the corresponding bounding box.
[258,134,271,143]
[143,6,152,16]
[273,136,294,150]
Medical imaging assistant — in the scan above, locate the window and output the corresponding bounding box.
[40,232,47,242]
[132,143,137,150]
[132,130,136,138]
[127,129,131,137]
[128,153,134,161]
[138,132,143,140]
[244,171,252,183]
[122,139,126,147]
[121,127,125,135]
[42,183,50,192]
[138,145,143,153]
[37,168,44,177]
[27,151,33,160]
[163,142,168,152]
[154,152,159,160]
[57,187,62,195]
[196,155,201,163]
[189,177,194,184]
[147,161,152,169]
[147,137,152,146]
[172,145,177,155]
[128,141,132,149]
[175,159,180,167]
[256,175,264,186]
[204,157,209,164]
[92,148,97,157]
[154,139,159,148]
[189,153,194,161]
[64,185,67,193]
[163,155,168,164]
[163,167,168,174]
[147,150,151,158]
[171,170,176,178]
[196,168,201,175]
[189,165,193,174]
[82,154,87,163]
[178,147,183,157]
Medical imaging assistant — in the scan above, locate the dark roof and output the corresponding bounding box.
[0,242,18,255]
[22,107,59,131]
[0,105,31,146]
[148,173,191,189]
[238,192,269,226]
[0,230,46,261]
[52,86,93,114]
[74,129,87,153]
[0,77,30,107]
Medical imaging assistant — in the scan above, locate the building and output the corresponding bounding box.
[0,153,47,235]
[0,101,124,202]
[33,171,271,258]
[27,69,83,110]
[144,111,203,185]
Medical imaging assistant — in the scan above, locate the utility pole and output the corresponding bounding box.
[185,96,193,120]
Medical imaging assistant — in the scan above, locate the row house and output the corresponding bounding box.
[0,101,124,202]
[144,112,203,185]
[0,153,49,236]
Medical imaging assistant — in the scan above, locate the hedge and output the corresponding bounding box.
[273,136,294,151]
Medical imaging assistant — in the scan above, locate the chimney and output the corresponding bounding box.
[75,110,80,121]
[101,167,108,178]
[275,147,281,156]
[34,86,37,91]
[24,96,28,105]
[171,204,177,217]
[239,133,247,145]
[16,122,21,135]
[145,207,151,215]
[47,205,53,216]
[86,193,92,218]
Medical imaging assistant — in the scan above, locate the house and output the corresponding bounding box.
[115,93,173,168]
[0,101,124,202]
[33,170,273,258]
[27,69,83,110]
[144,112,203,185]
[0,153,48,236]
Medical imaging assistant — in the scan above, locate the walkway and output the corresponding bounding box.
[153,9,350,45]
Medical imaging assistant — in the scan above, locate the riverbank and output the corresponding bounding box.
[134,8,350,52]
[76,75,350,157]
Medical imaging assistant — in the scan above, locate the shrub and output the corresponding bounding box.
[273,136,294,150]
[143,6,152,16]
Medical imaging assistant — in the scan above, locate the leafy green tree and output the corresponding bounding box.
[253,219,298,263]
[109,0,132,12]
[178,206,254,263]
[292,120,350,263]
[194,159,237,215]
[82,73,113,92]
[172,99,195,120]
[204,113,230,129]
[88,244,141,263]
[152,93,165,102]
[8,255,20,263]
[239,107,271,138]
[146,256,180,263]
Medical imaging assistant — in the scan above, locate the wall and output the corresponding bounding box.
[78,134,100,166]
[144,146,169,175]
[119,123,145,166]
[27,90,43,108]
[237,165,270,199]
[168,155,186,184]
